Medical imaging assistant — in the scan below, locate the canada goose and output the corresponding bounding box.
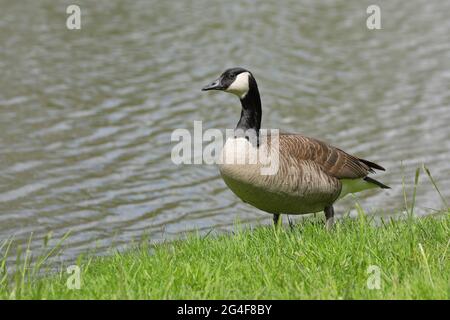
[202,67,389,228]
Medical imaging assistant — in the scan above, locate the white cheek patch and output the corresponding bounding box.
[226,72,250,99]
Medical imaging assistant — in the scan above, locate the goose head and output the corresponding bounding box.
[202,67,254,99]
[202,67,262,133]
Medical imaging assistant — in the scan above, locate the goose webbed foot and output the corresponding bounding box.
[324,205,335,230]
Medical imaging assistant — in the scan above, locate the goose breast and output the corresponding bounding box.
[218,135,342,214]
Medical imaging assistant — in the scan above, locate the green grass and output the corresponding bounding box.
[1,212,449,299]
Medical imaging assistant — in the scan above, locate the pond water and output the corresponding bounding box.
[0,0,449,262]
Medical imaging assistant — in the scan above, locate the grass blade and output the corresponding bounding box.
[423,164,448,208]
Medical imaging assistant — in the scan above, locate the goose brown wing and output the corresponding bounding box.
[279,133,384,179]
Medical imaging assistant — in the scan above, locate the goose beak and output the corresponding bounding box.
[202,78,223,91]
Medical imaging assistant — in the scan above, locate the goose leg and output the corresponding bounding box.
[324,205,335,230]
[273,214,281,227]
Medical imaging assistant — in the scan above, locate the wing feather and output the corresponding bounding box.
[278,133,382,179]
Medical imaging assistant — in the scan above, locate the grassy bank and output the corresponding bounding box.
[1,211,448,299]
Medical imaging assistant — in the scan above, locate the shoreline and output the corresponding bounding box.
[1,212,448,299]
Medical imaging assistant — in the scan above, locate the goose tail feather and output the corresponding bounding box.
[359,158,386,171]
[363,176,390,189]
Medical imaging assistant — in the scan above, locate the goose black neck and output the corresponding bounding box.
[235,76,262,135]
